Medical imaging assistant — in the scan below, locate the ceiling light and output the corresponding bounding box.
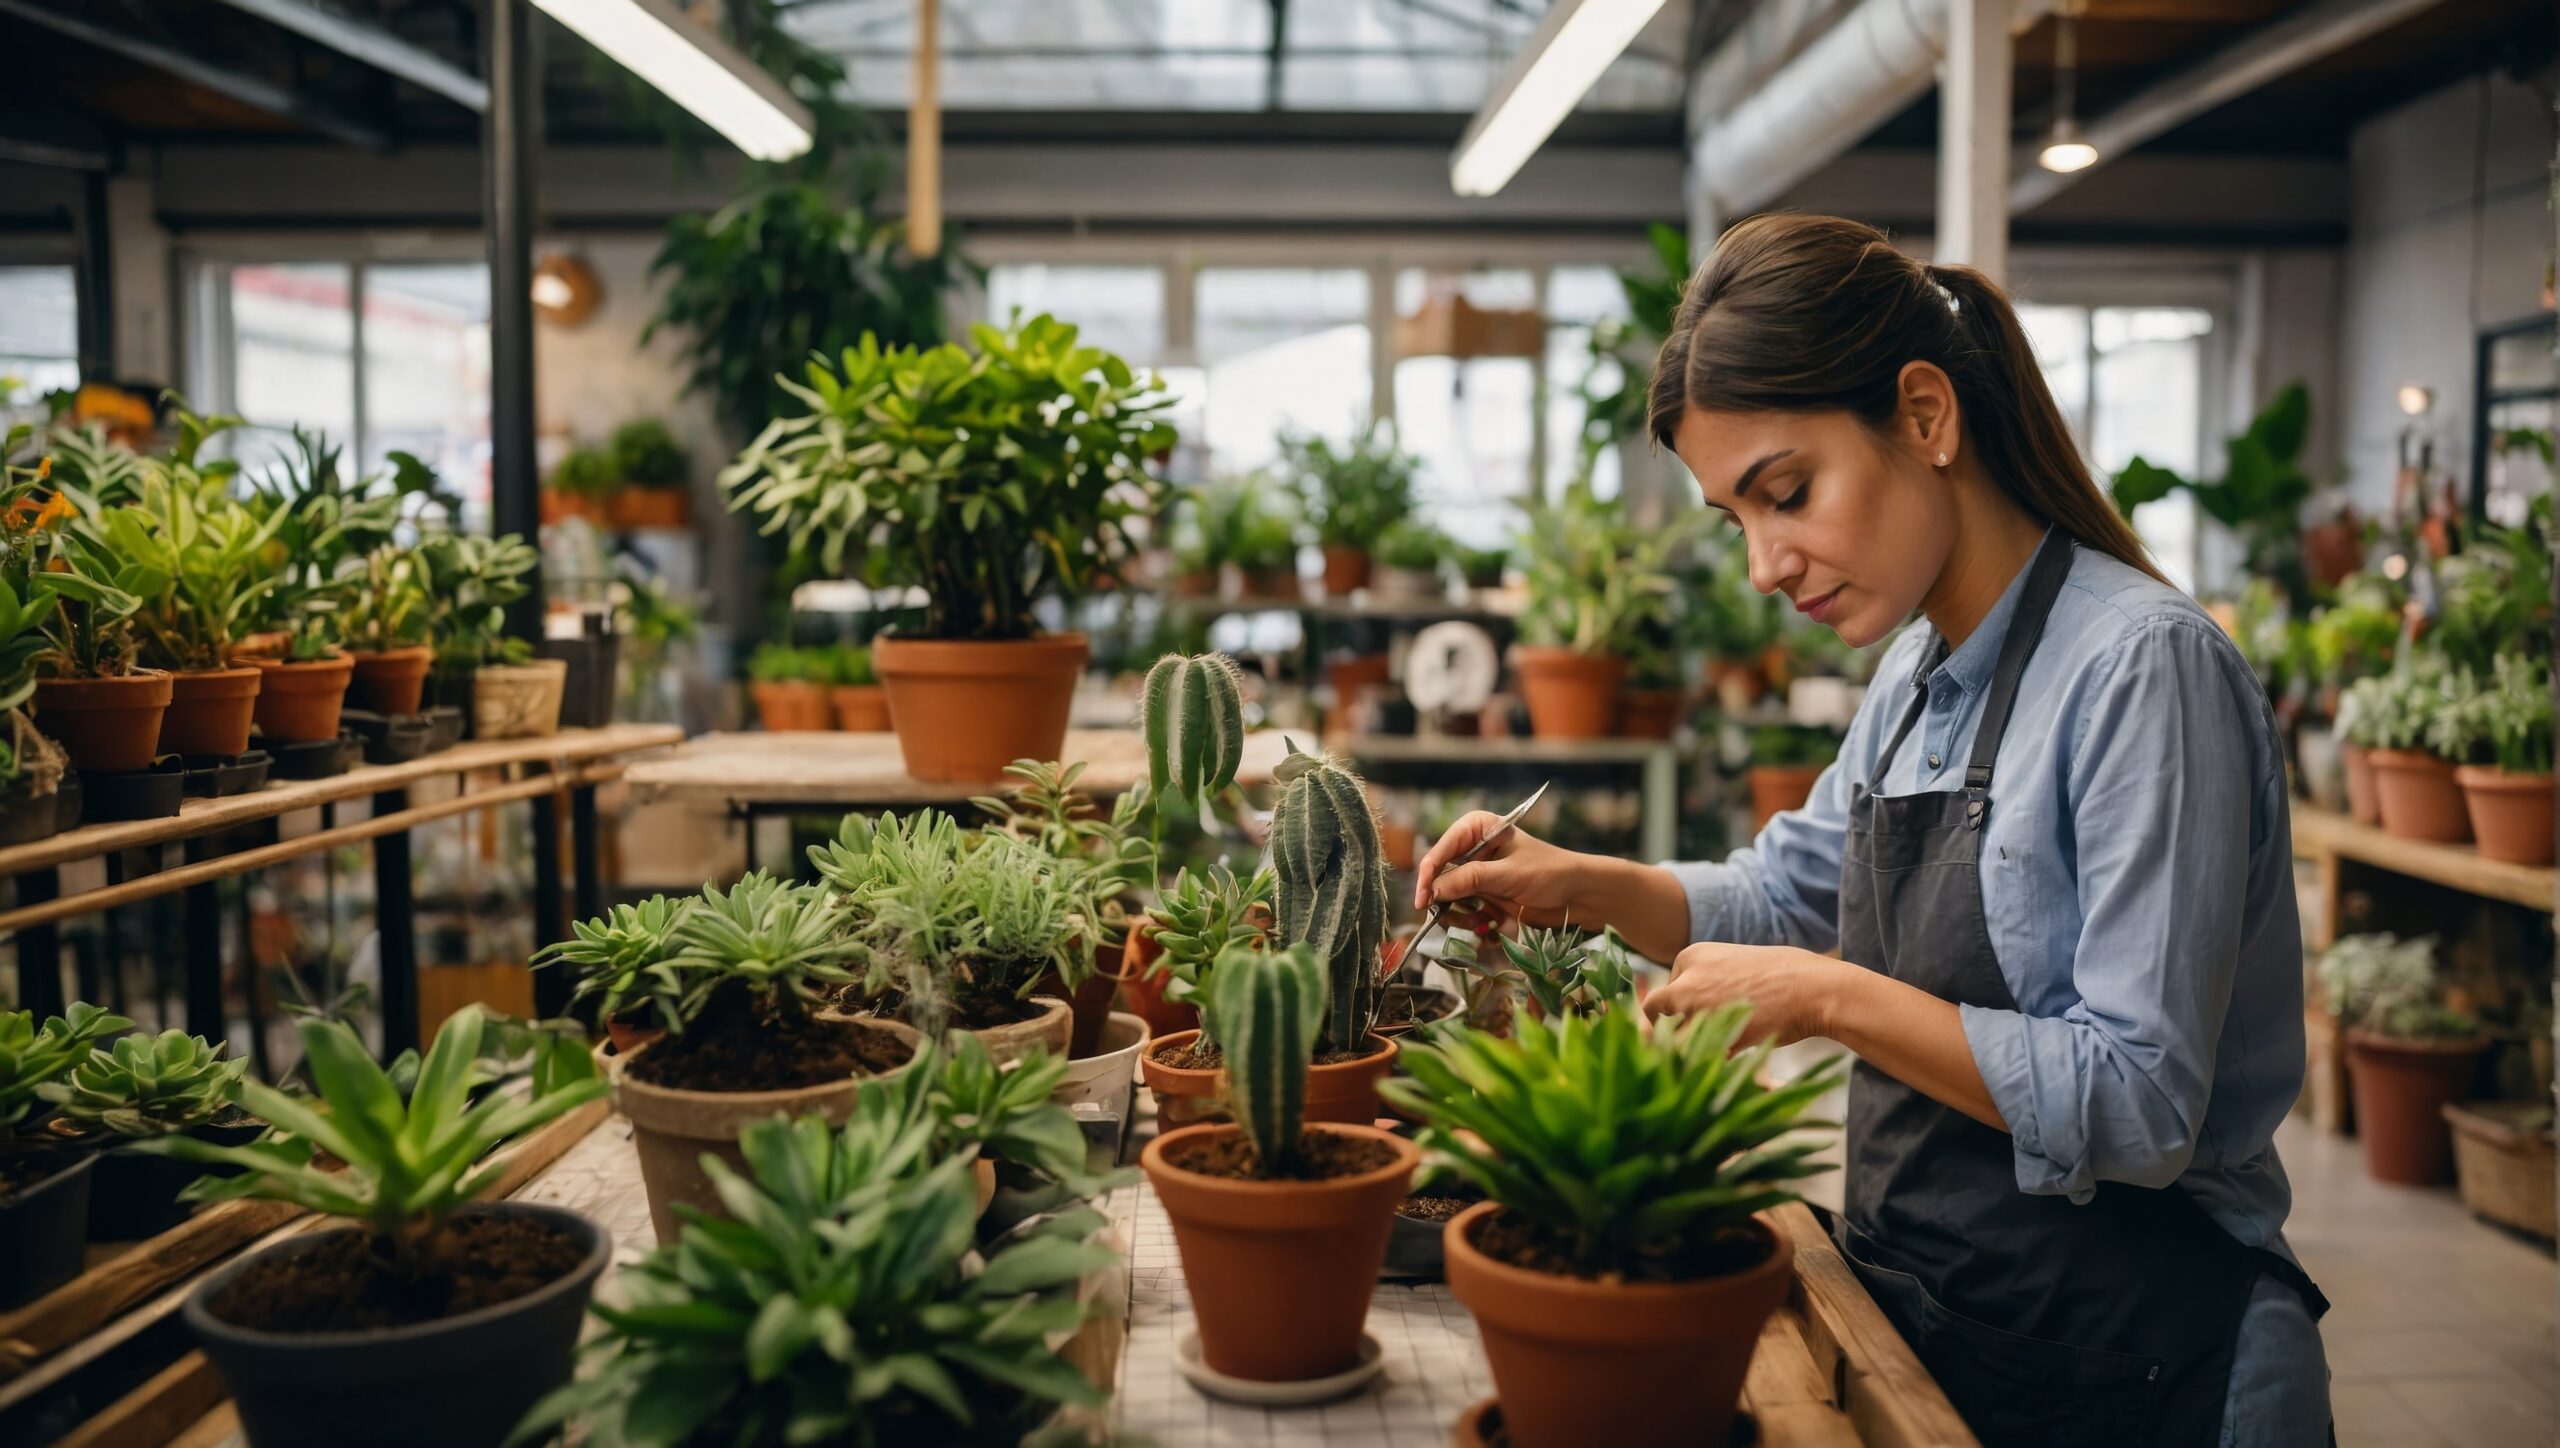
[1450,0,1670,198]
[2036,6,2098,176]
[2395,383,2434,418]
[530,0,811,161]
[2038,126,2098,173]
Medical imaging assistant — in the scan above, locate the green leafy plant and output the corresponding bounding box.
[972,758,1153,974]
[1750,725,1843,770]
[2429,499,2554,677]
[746,642,822,684]
[0,1003,135,1130]
[1269,742,1391,1053]
[2113,382,2316,610]
[417,531,539,671]
[1172,476,1298,576]
[1577,222,1690,461]
[810,813,1074,1026]
[0,473,152,681]
[1496,925,1637,1020]
[608,419,690,490]
[1453,541,1511,588]
[1211,942,1327,1177]
[1143,862,1275,1048]
[1514,481,1705,658]
[74,447,283,672]
[39,1029,247,1138]
[1382,1005,1845,1280]
[656,872,867,1030]
[720,316,1177,641]
[825,642,876,686]
[530,895,698,1032]
[2318,933,2474,1040]
[2338,658,2444,754]
[550,446,618,500]
[1375,519,1447,573]
[339,543,432,653]
[1280,423,1418,549]
[2427,655,2553,775]
[2306,581,2403,695]
[142,1006,607,1277]
[240,431,425,662]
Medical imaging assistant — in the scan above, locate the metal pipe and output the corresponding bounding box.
[485,0,545,636]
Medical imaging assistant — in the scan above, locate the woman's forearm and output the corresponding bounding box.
[1819,965,2007,1131]
[1573,856,1697,965]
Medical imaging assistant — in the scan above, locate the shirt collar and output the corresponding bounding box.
[1919,529,2060,700]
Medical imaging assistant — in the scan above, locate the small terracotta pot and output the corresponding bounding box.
[608,488,690,531]
[872,633,1088,783]
[1512,647,1625,740]
[1142,1029,1398,1129]
[35,670,175,774]
[967,995,1073,1066]
[1618,688,1685,740]
[1704,656,1768,713]
[2455,766,2554,867]
[157,665,262,758]
[248,655,354,745]
[2340,742,2382,826]
[539,489,608,527]
[2368,748,2471,844]
[1749,764,1828,833]
[602,1015,664,1057]
[473,660,567,739]
[1173,568,1218,599]
[1446,1201,1792,1448]
[1118,928,1199,1040]
[2344,1029,2486,1186]
[1237,565,1301,601]
[1142,1122,1416,1381]
[1320,545,1372,598]
[347,645,434,716]
[1378,819,1418,872]
[613,1017,920,1244]
[1327,653,1392,710]
[751,679,831,732]
[829,684,892,732]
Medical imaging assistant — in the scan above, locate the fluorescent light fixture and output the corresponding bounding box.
[530,0,812,161]
[1450,0,1669,198]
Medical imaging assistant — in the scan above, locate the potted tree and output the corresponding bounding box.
[2320,932,2486,1185]
[415,530,538,742]
[745,642,832,731]
[605,417,691,531]
[721,315,1176,781]
[143,1006,609,1448]
[1280,424,1419,597]
[1511,483,1700,741]
[1747,724,1843,832]
[1,1002,132,1307]
[39,1027,258,1240]
[2344,661,2470,843]
[1144,944,1418,1385]
[1384,1003,1845,1448]
[2438,656,2553,865]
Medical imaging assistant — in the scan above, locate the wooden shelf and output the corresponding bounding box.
[625,727,1291,810]
[1344,735,1687,766]
[2289,804,2555,913]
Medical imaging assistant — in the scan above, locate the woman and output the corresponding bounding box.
[1416,214,2329,1447]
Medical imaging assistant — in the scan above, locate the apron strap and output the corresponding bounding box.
[1962,531,2078,830]
[2249,1246,2333,1322]
[1869,654,1939,783]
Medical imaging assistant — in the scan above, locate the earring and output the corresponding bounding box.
[1937,452,1948,466]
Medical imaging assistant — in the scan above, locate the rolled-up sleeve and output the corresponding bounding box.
[1961,618,2259,1200]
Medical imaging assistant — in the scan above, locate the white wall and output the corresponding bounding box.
[2337,64,2556,512]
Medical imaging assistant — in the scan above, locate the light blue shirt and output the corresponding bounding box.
[1666,539,2328,1446]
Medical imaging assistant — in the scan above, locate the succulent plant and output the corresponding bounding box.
[1498,925,1638,1020]
[812,810,1078,1024]
[1211,942,1326,1178]
[2318,933,2474,1040]
[0,1003,134,1131]
[1143,862,1275,1048]
[1269,741,1390,1052]
[40,1029,247,1138]
[658,872,866,1029]
[1143,652,1246,814]
[973,757,1156,978]
[530,894,696,1031]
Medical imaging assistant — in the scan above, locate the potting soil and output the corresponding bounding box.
[208,1214,584,1333]
[1151,1037,1385,1072]
[1473,1206,1773,1285]
[1167,1129,1400,1182]
[626,999,912,1092]
[1396,1194,1475,1223]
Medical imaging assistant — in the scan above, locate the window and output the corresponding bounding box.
[1545,265,1631,501]
[1195,267,1371,478]
[1393,268,1538,549]
[0,265,81,408]
[2019,302,2217,593]
[987,264,1165,365]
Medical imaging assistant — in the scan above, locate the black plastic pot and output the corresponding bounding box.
[220,750,272,795]
[181,760,223,799]
[425,669,475,740]
[52,770,82,832]
[421,707,464,754]
[342,710,430,766]
[538,635,620,730]
[86,1118,263,1242]
[0,774,62,846]
[0,1148,97,1308]
[270,734,351,780]
[81,760,186,821]
[186,1202,609,1448]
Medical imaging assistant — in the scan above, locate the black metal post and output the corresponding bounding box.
[183,836,225,1040]
[570,783,602,924]
[484,0,543,637]
[372,789,418,1055]
[530,786,567,1018]
[16,867,60,1017]
[78,170,113,382]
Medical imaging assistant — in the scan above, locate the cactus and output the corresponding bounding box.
[1269,741,1390,1052]
[1143,652,1245,812]
[1210,941,1326,1176]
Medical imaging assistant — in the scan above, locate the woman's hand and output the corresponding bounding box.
[1412,811,1594,932]
[1644,942,1847,1046]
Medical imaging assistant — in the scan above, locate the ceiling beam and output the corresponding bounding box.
[2011,0,2448,210]
[0,108,112,170]
[205,0,488,111]
[0,0,394,150]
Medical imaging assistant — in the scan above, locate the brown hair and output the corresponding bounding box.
[1648,213,2166,585]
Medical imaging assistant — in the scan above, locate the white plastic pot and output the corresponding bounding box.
[1053,1011,1149,1131]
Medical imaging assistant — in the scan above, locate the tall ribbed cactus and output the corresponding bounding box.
[1143,652,1245,812]
[1210,941,1326,1176]
[1269,741,1389,1053]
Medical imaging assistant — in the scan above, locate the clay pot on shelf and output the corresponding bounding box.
[248,655,354,745]
[1319,545,1372,598]
[1140,1029,1398,1130]
[1618,688,1686,741]
[871,633,1086,783]
[157,665,263,759]
[2343,1029,2487,1185]
[607,488,690,531]
[539,489,608,527]
[2366,749,2471,844]
[750,679,831,732]
[1748,764,1827,833]
[965,995,1073,1068]
[1512,647,1625,741]
[36,670,176,774]
[1141,1122,1416,1382]
[2339,741,2382,826]
[1326,653,1392,712]
[2454,766,2554,867]
[830,684,892,732]
[1444,1200,1792,1448]
[472,660,568,740]
[347,645,435,716]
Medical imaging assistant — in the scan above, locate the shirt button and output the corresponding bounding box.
[1927,753,1941,768]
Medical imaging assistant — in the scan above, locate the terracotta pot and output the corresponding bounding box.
[347,645,434,716]
[34,670,175,773]
[2344,1029,2486,1186]
[1040,957,1127,1059]
[1371,564,1444,603]
[871,633,1088,783]
[1142,1029,1398,1129]
[473,660,567,740]
[829,684,892,732]
[157,665,262,758]
[1512,647,1625,740]
[1618,688,1685,740]
[539,489,608,527]
[750,680,831,732]
[1327,653,1392,710]
[602,1016,664,1057]
[247,655,354,745]
[2367,748,2471,844]
[1446,1201,1791,1448]
[1748,764,1827,833]
[1704,657,1768,713]
[2340,742,2382,826]
[2455,766,2554,867]
[1142,1122,1417,1381]
[613,1017,921,1244]
[967,995,1073,1067]
[1173,569,1218,599]
[1118,928,1199,1040]
[1237,565,1300,601]
[1378,819,1418,872]
[607,488,689,531]
[1320,545,1372,598]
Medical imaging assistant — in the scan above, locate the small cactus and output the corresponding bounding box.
[1210,941,1326,1176]
[1143,653,1245,811]
[1269,741,1389,1052]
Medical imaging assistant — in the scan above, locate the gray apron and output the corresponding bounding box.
[1830,531,2327,1447]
